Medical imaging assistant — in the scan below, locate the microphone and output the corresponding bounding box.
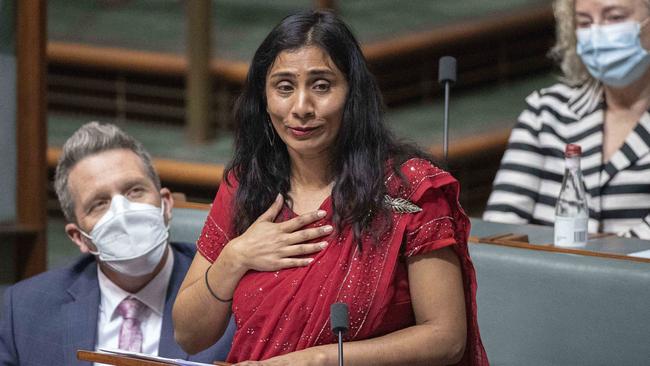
[438,56,457,163]
[330,302,349,366]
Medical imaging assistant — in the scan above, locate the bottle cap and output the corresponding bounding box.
[565,144,582,158]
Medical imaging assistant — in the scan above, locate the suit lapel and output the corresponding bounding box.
[158,244,190,360]
[600,113,650,187]
[63,262,100,366]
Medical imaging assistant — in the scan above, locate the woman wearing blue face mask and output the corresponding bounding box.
[484,0,650,239]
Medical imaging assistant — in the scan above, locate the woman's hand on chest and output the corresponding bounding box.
[225,194,332,272]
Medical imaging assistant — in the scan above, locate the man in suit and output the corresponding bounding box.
[0,122,234,365]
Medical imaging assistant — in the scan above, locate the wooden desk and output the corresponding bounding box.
[77,350,230,366]
[78,351,172,366]
[469,218,650,263]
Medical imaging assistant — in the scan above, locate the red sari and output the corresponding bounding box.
[197,158,488,365]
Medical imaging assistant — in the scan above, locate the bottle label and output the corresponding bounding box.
[554,216,588,247]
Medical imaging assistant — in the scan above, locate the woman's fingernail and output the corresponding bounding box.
[322,225,333,233]
[276,193,283,201]
[320,241,328,249]
[317,210,327,217]
[307,258,315,264]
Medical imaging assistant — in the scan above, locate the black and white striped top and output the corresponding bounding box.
[483,81,650,239]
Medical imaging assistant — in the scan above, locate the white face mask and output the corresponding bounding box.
[80,195,169,276]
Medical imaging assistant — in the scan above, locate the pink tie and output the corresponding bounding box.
[117,297,146,352]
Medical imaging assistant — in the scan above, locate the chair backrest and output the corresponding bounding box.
[469,243,650,366]
[170,207,209,245]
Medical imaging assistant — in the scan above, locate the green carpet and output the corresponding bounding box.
[48,0,549,61]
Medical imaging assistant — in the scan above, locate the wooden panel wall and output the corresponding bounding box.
[16,0,47,279]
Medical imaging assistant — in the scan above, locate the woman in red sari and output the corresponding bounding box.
[173,10,488,365]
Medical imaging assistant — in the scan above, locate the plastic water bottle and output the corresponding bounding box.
[554,144,588,247]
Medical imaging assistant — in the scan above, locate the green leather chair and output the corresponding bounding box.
[470,243,650,366]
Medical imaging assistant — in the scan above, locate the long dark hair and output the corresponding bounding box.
[225,9,434,242]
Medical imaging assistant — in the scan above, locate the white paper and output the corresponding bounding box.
[628,249,650,258]
[97,348,214,366]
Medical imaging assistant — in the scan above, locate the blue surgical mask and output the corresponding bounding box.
[576,20,650,87]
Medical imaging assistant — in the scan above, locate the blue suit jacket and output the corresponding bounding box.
[0,242,234,365]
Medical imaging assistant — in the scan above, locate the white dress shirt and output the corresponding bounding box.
[94,246,174,366]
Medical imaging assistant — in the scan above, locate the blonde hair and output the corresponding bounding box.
[550,0,650,85]
[550,0,589,85]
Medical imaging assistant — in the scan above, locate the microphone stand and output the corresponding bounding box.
[438,56,457,165]
[443,80,450,162]
[337,328,344,366]
[330,302,349,366]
